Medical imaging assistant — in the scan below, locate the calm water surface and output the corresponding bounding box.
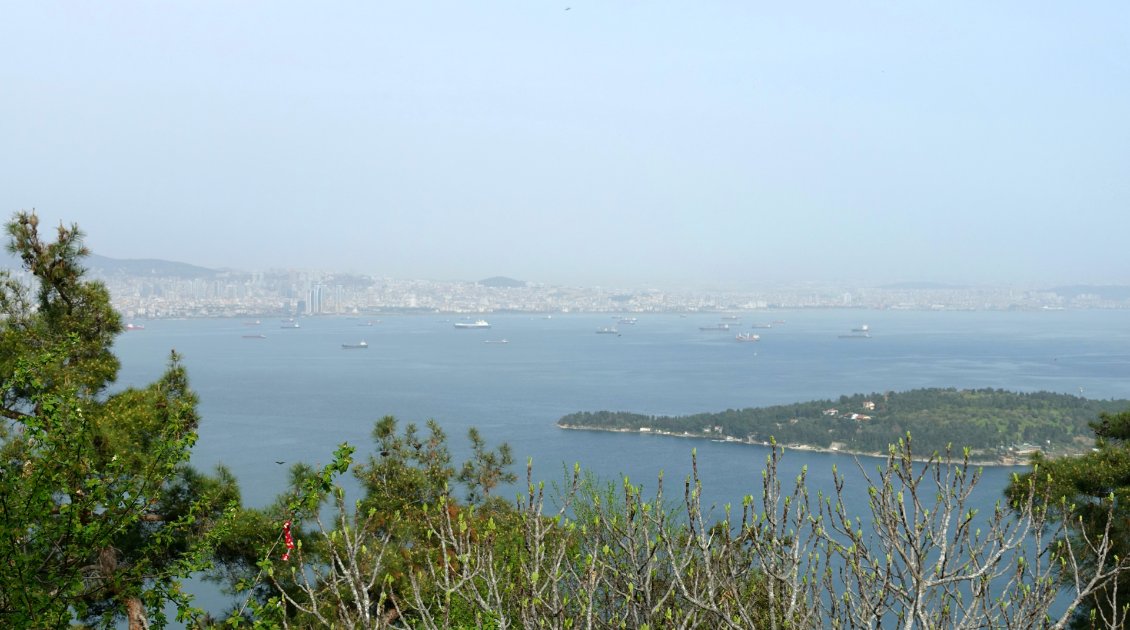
[113,309,1130,620]
[112,309,1130,511]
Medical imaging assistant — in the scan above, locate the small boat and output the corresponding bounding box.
[735,333,760,342]
[243,320,261,326]
[483,339,509,344]
[699,324,731,331]
[280,323,300,329]
[617,317,638,325]
[454,320,491,329]
[596,327,619,334]
[750,323,773,329]
[242,334,267,339]
[840,324,871,339]
[342,340,369,349]
[125,323,145,331]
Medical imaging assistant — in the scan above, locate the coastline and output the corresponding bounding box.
[556,423,1035,468]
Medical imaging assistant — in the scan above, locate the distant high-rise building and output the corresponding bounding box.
[304,284,325,315]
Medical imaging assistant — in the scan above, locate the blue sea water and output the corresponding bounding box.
[112,309,1130,510]
[111,309,1130,620]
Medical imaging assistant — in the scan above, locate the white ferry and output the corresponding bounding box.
[454,320,491,329]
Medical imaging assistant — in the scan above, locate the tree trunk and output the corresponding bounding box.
[126,596,149,630]
[101,546,148,630]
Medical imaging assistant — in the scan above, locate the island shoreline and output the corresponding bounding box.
[557,423,1038,468]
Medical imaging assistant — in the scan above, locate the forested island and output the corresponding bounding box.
[558,388,1130,463]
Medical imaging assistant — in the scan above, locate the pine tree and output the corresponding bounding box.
[1009,409,1130,628]
[0,212,237,629]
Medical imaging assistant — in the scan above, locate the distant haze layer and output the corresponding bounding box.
[1,3,1128,288]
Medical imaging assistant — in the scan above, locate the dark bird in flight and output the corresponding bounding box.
[275,461,285,465]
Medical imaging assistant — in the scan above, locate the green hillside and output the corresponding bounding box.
[558,388,1130,461]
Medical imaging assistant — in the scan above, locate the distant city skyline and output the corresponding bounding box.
[2,3,1128,289]
[4,213,1128,294]
[7,248,1129,308]
[82,260,1130,320]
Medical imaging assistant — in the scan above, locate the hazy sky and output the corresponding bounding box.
[2,3,1128,289]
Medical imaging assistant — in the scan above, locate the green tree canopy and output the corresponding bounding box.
[0,212,236,629]
[1008,409,1130,628]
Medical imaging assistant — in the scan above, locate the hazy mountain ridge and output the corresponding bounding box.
[0,250,216,279]
[85,254,218,279]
